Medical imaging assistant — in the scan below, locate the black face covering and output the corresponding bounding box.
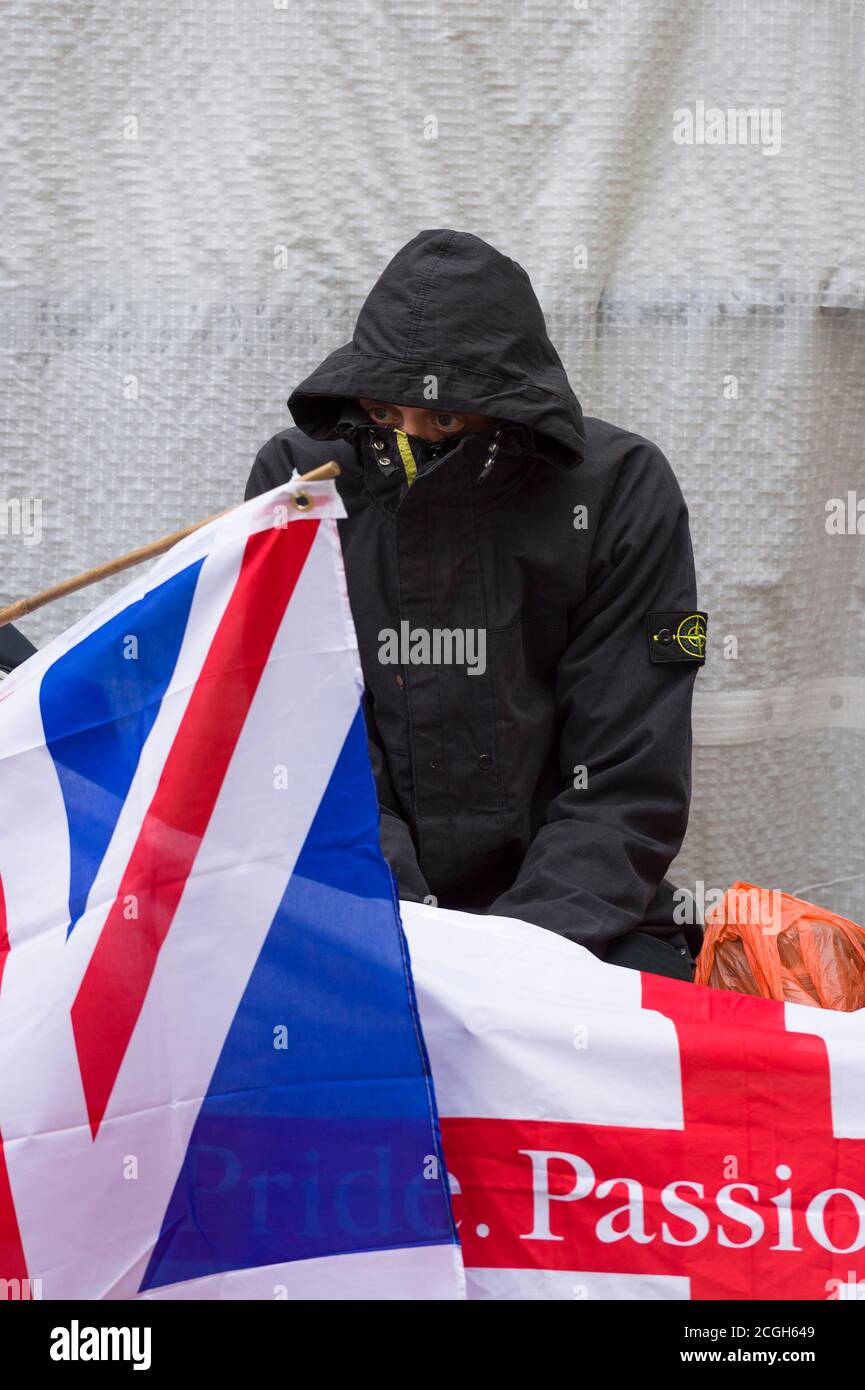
[335,404,533,489]
[336,406,465,482]
[360,426,462,483]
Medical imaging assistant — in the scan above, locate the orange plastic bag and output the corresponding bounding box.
[695,880,865,1011]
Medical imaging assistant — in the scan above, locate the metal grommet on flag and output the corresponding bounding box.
[288,460,343,513]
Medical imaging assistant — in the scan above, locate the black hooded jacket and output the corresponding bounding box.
[246,230,706,956]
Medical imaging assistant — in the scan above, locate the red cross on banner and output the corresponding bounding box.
[442,975,865,1300]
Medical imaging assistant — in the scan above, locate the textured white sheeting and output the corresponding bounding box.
[3,1,864,921]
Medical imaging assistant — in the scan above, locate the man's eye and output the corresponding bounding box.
[370,407,393,422]
[436,414,463,431]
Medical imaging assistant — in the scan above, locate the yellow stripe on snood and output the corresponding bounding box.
[394,430,418,487]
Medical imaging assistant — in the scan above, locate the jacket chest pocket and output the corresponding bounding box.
[433,621,534,825]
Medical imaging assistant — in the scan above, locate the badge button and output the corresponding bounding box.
[647,611,708,663]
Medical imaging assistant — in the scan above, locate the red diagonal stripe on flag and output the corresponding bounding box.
[0,876,29,1285]
[72,519,318,1137]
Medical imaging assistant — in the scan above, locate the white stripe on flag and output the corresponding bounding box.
[465,1267,688,1300]
[402,901,684,1130]
[136,1244,466,1302]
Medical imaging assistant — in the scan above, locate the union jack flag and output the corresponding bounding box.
[0,481,463,1300]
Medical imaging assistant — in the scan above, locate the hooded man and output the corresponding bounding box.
[246,229,706,979]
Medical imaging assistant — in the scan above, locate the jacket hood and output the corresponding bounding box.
[287,230,585,469]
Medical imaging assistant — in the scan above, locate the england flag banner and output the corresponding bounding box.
[0,480,464,1301]
[403,901,865,1301]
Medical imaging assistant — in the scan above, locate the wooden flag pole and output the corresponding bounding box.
[0,461,341,629]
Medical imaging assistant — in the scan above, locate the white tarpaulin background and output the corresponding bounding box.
[3,0,864,921]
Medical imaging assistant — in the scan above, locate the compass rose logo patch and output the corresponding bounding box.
[647,610,708,664]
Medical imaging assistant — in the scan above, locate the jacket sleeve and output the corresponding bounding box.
[245,433,432,905]
[486,439,702,952]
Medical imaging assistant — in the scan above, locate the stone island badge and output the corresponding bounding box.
[647,611,708,664]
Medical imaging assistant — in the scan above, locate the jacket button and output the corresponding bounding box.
[657,628,674,644]
[395,673,404,688]
[478,753,493,770]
